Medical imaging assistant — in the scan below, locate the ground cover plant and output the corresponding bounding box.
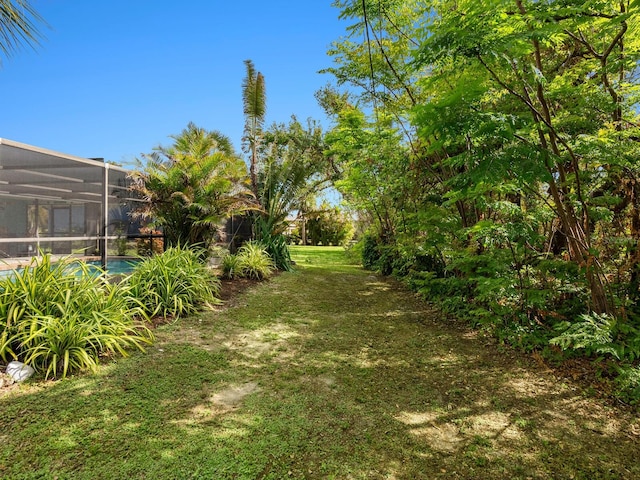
[0,247,638,479]
[0,254,152,379]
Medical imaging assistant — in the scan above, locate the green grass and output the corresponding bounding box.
[1,246,638,479]
[289,245,356,266]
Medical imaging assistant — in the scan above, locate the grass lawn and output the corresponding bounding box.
[1,246,638,479]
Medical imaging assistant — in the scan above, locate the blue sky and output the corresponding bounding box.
[0,1,349,167]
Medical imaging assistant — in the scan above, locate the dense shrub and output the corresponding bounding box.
[360,234,404,275]
[305,204,355,246]
[0,254,153,379]
[127,245,221,318]
[361,234,380,270]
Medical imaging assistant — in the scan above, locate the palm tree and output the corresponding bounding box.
[0,0,46,63]
[130,123,254,252]
[241,59,266,198]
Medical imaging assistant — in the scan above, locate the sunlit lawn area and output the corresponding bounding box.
[0,246,638,479]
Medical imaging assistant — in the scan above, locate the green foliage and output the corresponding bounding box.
[127,245,221,318]
[254,117,330,240]
[361,234,379,271]
[550,313,640,364]
[235,241,275,280]
[305,202,354,246]
[343,239,363,265]
[0,253,153,379]
[243,63,329,247]
[222,241,275,280]
[615,366,640,405]
[358,234,398,275]
[550,313,619,359]
[130,122,253,251]
[323,0,640,400]
[222,252,241,280]
[254,216,292,271]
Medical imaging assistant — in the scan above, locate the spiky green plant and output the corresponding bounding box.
[126,245,221,318]
[254,216,292,271]
[222,253,241,280]
[0,253,153,379]
[236,241,275,280]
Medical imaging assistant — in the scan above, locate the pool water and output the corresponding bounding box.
[84,259,141,275]
[0,258,141,279]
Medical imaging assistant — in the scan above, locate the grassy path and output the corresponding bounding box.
[1,246,639,479]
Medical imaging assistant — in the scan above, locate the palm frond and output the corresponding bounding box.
[0,0,47,61]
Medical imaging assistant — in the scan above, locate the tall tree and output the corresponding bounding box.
[242,59,266,199]
[412,0,640,314]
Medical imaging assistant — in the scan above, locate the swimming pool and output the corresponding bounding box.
[0,258,141,279]
[83,258,141,276]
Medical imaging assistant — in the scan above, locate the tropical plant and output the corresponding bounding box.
[222,252,241,280]
[0,254,153,379]
[242,58,266,198]
[253,216,292,271]
[126,245,221,318]
[130,122,254,252]
[257,118,330,232]
[251,118,332,270]
[242,61,332,268]
[236,241,275,280]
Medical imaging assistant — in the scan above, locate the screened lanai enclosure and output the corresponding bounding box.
[0,138,151,270]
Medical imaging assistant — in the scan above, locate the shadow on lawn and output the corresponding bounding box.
[1,267,639,479]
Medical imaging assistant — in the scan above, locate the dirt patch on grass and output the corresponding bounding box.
[210,381,261,408]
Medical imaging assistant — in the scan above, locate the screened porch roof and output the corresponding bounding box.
[0,138,137,204]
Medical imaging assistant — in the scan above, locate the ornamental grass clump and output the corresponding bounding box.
[126,245,221,318]
[237,241,275,280]
[222,253,241,280]
[0,254,153,379]
[222,242,275,280]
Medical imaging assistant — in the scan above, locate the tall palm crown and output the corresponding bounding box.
[242,59,266,198]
